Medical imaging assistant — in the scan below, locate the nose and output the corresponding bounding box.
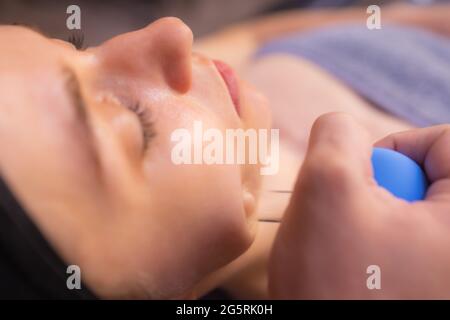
[96,17,193,93]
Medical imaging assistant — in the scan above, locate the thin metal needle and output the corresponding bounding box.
[258,219,281,223]
[268,190,293,194]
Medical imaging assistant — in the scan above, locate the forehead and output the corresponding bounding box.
[0,26,62,71]
[0,26,67,84]
[0,26,71,113]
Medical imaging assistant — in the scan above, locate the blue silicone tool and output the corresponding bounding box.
[371,147,428,202]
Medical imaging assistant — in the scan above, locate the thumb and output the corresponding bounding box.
[375,124,450,204]
[269,113,376,298]
[295,113,374,204]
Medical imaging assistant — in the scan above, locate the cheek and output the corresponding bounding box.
[149,160,251,243]
[141,97,257,282]
[188,64,240,126]
[145,143,254,244]
[143,162,254,294]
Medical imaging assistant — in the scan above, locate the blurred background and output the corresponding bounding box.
[0,0,448,46]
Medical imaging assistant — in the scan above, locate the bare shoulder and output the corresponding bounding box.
[243,54,412,144]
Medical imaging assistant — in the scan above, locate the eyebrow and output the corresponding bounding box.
[62,67,102,174]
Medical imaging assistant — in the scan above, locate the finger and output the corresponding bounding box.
[375,124,450,200]
[297,112,374,198]
[375,125,450,182]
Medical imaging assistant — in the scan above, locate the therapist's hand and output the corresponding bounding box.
[269,113,450,299]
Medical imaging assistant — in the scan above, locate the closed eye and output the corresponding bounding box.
[126,103,156,153]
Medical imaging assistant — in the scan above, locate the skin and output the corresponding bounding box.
[1,4,449,299]
[270,113,450,299]
[196,54,414,298]
[0,17,271,299]
[194,3,450,298]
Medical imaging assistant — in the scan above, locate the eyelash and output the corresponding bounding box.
[67,31,85,50]
[128,103,156,152]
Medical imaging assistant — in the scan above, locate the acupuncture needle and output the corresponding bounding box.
[268,190,293,194]
[257,189,293,223]
[258,219,281,223]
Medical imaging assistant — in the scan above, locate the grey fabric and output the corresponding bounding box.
[256,24,450,126]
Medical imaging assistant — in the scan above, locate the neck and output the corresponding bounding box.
[257,139,303,223]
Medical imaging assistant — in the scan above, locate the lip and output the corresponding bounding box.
[213,59,241,116]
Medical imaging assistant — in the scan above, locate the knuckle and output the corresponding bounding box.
[303,155,352,188]
[314,112,350,126]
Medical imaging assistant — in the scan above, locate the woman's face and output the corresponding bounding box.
[0,18,271,298]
